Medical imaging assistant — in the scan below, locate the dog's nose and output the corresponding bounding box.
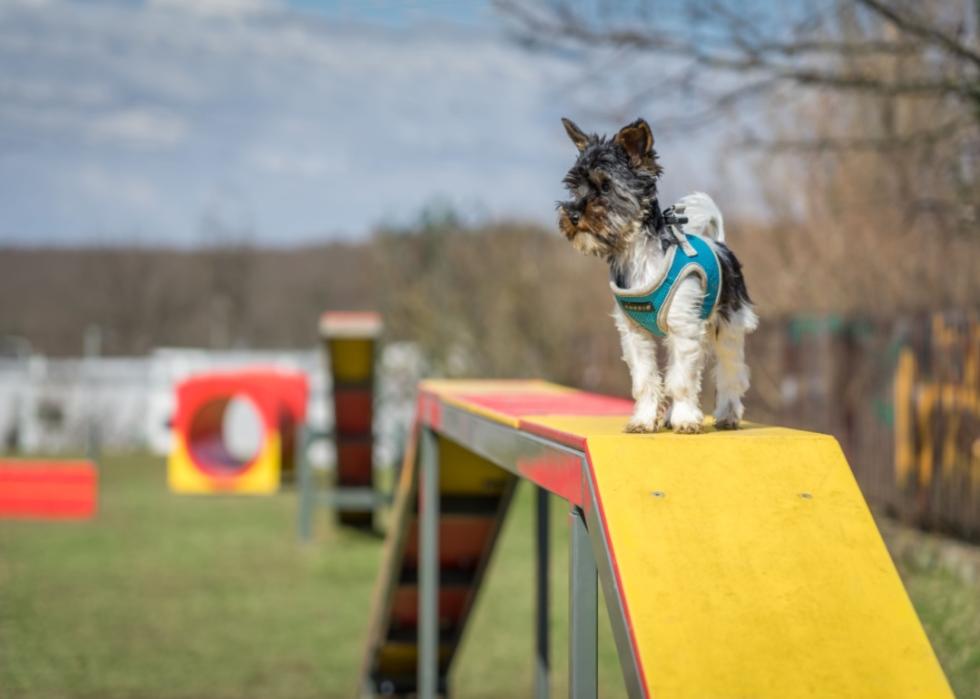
[567,209,580,225]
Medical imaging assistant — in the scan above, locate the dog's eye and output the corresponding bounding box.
[600,180,611,193]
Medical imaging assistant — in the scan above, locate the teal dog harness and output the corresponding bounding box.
[611,233,722,337]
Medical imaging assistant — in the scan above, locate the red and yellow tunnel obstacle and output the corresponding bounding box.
[319,311,382,528]
[168,369,308,494]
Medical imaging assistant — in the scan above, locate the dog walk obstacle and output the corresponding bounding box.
[357,380,952,698]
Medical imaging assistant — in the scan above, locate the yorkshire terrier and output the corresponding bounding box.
[558,117,758,434]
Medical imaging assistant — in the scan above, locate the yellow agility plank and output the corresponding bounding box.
[585,428,953,699]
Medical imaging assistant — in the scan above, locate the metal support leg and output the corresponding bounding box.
[418,427,440,699]
[297,427,314,542]
[535,487,550,699]
[569,507,597,698]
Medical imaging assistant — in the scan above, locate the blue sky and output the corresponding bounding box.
[0,0,747,247]
[292,0,491,26]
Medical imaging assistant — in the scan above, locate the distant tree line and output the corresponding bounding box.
[2,201,976,397]
[0,241,374,358]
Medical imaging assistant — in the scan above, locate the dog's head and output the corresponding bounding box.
[557,117,663,258]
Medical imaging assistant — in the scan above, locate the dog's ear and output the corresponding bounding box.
[562,117,590,153]
[614,119,660,173]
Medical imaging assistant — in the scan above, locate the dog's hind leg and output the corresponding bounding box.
[712,307,755,429]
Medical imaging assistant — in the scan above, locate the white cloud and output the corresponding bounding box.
[89,108,189,148]
[147,0,282,19]
[75,165,160,210]
[244,147,335,177]
[0,0,733,246]
[0,76,111,107]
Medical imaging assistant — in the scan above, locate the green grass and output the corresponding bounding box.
[1,454,977,698]
[892,552,980,699]
[0,454,382,699]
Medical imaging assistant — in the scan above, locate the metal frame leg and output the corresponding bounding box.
[297,427,314,542]
[535,487,550,699]
[418,427,440,698]
[569,506,597,698]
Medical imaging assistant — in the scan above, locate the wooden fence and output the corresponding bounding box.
[744,311,979,542]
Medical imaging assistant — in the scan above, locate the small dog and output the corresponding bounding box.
[558,117,758,433]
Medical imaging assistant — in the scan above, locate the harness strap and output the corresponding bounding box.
[610,233,723,337]
[649,201,695,255]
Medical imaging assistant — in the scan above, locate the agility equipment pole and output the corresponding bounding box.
[299,312,386,537]
[357,380,952,698]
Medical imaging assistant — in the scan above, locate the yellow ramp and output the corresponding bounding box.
[360,381,953,698]
[576,423,953,698]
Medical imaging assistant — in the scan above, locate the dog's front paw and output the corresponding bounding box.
[625,398,663,434]
[714,417,740,430]
[624,418,659,434]
[670,402,703,434]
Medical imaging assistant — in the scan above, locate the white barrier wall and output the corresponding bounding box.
[0,345,422,468]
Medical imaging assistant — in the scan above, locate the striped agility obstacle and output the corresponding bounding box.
[298,311,387,536]
[357,380,952,698]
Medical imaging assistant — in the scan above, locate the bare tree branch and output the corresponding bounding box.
[739,118,968,151]
[496,0,980,122]
[779,69,973,98]
[750,38,921,57]
[856,0,980,68]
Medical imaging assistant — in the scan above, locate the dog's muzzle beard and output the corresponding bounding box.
[559,202,583,236]
[560,202,615,257]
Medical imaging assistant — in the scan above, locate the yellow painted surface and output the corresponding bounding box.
[586,429,953,698]
[438,436,512,495]
[377,643,451,675]
[167,432,281,494]
[328,338,375,383]
[894,348,916,485]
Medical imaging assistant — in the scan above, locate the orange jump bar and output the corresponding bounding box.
[0,459,98,520]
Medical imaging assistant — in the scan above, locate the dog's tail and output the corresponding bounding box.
[673,192,725,243]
